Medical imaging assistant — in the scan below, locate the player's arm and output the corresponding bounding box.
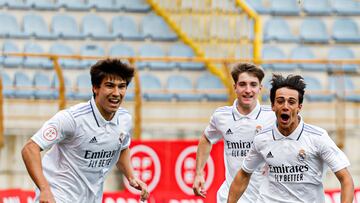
[192,133,212,198]
[334,168,354,203]
[116,147,149,201]
[21,140,55,203]
[227,169,252,203]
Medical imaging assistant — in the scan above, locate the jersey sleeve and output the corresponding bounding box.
[120,131,131,151]
[31,110,76,150]
[204,114,222,144]
[318,132,350,173]
[242,141,265,173]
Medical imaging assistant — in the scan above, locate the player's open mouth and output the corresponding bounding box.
[109,98,120,105]
[280,114,290,122]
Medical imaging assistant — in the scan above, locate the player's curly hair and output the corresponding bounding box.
[90,58,134,88]
[231,63,265,84]
[270,74,306,105]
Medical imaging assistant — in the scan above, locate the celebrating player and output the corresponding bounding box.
[228,74,354,203]
[21,58,149,203]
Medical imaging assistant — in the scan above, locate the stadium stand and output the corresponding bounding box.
[2,41,23,67]
[332,18,360,43]
[74,73,92,100]
[196,73,228,101]
[13,71,33,99]
[327,47,357,72]
[111,16,145,41]
[264,18,298,42]
[1,71,14,97]
[23,13,56,39]
[290,46,327,71]
[166,75,202,101]
[332,0,360,16]
[81,14,115,40]
[303,0,332,15]
[23,42,53,69]
[303,75,334,102]
[269,0,300,16]
[140,73,172,101]
[49,43,80,69]
[51,14,85,39]
[300,18,330,43]
[33,72,53,99]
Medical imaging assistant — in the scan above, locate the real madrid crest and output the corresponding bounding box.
[255,125,262,134]
[119,131,125,144]
[297,149,306,162]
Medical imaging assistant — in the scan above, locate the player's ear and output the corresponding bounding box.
[298,104,302,113]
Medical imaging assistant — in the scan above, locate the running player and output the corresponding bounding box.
[21,59,149,203]
[192,63,275,202]
[228,74,354,203]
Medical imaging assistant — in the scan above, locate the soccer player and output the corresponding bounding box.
[21,59,149,203]
[192,63,275,202]
[228,74,354,203]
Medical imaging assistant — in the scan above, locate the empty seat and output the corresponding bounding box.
[1,72,14,98]
[169,44,204,70]
[332,0,360,16]
[50,43,80,69]
[116,0,151,12]
[0,13,28,38]
[27,0,58,10]
[23,43,53,69]
[300,18,329,43]
[52,75,74,99]
[74,74,92,100]
[14,72,34,98]
[33,72,54,99]
[82,14,115,40]
[329,76,360,102]
[111,16,144,41]
[52,14,85,39]
[264,18,298,42]
[270,0,300,15]
[23,14,56,39]
[109,44,135,58]
[88,0,118,11]
[167,75,201,101]
[142,14,178,41]
[140,74,172,101]
[262,46,293,71]
[303,76,334,102]
[2,41,23,67]
[7,0,30,9]
[137,44,176,70]
[290,46,326,71]
[80,44,105,68]
[245,0,269,14]
[57,0,90,11]
[303,0,332,15]
[327,47,357,72]
[332,18,360,43]
[196,73,228,101]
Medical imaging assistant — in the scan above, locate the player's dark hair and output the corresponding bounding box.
[90,58,134,88]
[270,74,306,105]
[231,63,265,84]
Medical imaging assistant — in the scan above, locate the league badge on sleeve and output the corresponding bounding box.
[297,149,306,162]
[255,125,262,134]
[43,125,58,141]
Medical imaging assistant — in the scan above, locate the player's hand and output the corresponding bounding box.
[192,173,206,198]
[129,178,149,201]
[39,188,56,203]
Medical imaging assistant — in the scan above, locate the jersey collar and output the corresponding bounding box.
[90,97,119,127]
[232,99,261,121]
[272,115,304,141]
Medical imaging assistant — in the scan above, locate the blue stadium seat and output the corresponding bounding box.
[167,75,202,101]
[140,73,172,101]
[52,75,74,99]
[245,0,269,14]
[169,44,204,70]
[14,72,34,98]
[303,76,334,102]
[264,18,298,42]
[88,0,118,11]
[142,14,178,41]
[2,41,23,67]
[262,46,293,71]
[23,14,56,39]
[7,0,30,9]
[111,16,144,41]
[33,72,54,99]
[50,43,81,69]
[327,47,357,72]
[0,13,28,38]
[300,18,329,43]
[1,72,14,98]
[57,0,90,11]
[290,46,326,71]
[116,0,151,12]
[196,73,228,101]
[109,44,135,58]
[82,14,115,40]
[270,0,300,15]
[27,0,58,10]
[23,43,53,69]
[332,18,360,43]
[52,14,85,39]
[74,74,92,100]
[329,76,360,102]
[332,0,360,15]
[80,44,105,68]
[124,81,134,101]
[137,44,176,70]
[303,0,332,15]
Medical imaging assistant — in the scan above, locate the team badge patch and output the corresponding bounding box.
[43,126,58,141]
[119,131,125,144]
[255,125,262,134]
[297,149,306,162]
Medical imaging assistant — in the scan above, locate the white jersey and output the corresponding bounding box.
[31,97,131,203]
[204,100,275,202]
[243,117,350,203]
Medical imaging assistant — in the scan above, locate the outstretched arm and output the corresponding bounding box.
[335,168,354,203]
[192,133,212,198]
[227,169,252,203]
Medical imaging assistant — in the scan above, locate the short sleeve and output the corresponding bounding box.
[204,114,222,144]
[242,141,265,173]
[120,132,131,151]
[318,132,350,173]
[31,110,76,150]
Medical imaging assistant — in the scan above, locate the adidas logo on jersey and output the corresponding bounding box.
[266,151,274,158]
[89,137,97,143]
[225,129,233,135]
